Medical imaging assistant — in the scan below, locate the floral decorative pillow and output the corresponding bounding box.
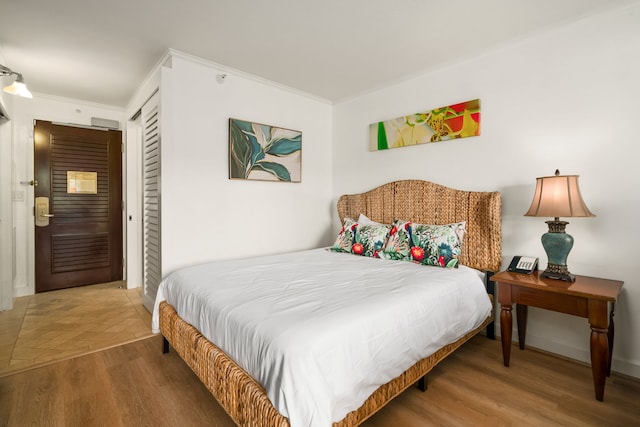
[382,220,466,268]
[331,218,391,258]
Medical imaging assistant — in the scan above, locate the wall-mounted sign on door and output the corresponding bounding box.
[67,171,97,194]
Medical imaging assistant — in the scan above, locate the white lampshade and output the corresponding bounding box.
[524,170,595,219]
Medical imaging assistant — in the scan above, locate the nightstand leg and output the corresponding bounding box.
[500,304,513,367]
[607,304,615,377]
[590,326,609,402]
[516,304,528,350]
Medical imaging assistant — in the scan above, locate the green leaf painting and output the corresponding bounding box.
[229,118,302,182]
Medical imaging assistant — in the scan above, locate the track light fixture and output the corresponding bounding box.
[0,64,33,98]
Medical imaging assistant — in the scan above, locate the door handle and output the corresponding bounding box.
[35,197,53,227]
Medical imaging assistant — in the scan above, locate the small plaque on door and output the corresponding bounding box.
[67,171,97,194]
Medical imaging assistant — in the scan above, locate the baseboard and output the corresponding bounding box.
[500,332,640,380]
[13,284,32,298]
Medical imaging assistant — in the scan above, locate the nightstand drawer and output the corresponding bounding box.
[512,287,588,317]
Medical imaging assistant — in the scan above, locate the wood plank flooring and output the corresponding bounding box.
[0,281,153,377]
[1,334,638,426]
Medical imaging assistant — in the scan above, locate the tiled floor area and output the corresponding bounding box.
[0,281,153,377]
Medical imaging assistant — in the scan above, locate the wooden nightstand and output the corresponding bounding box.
[492,270,623,401]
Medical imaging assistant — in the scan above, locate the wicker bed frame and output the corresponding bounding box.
[160,180,502,426]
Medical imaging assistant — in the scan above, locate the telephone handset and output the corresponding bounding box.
[507,256,538,274]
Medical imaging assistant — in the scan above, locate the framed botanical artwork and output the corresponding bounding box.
[229,118,302,182]
[369,99,481,151]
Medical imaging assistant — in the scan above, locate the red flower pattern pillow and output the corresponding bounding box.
[382,220,466,268]
[331,218,391,258]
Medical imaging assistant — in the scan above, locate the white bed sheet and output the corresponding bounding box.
[152,248,491,427]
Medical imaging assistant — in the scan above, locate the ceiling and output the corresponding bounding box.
[1,0,637,107]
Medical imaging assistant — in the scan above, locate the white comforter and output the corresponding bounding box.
[152,248,491,427]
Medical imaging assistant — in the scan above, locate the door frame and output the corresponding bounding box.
[125,117,143,291]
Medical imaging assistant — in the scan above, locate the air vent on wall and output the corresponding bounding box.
[91,117,120,130]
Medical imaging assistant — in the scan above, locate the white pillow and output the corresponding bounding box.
[357,213,382,226]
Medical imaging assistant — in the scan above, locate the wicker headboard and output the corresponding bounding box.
[337,180,502,272]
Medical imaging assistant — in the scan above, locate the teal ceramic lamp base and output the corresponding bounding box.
[540,220,576,282]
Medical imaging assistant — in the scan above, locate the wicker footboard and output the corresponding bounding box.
[159,301,288,426]
[159,301,493,427]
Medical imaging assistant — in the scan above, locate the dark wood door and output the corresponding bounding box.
[34,120,123,292]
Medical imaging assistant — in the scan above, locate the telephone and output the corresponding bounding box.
[507,256,538,274]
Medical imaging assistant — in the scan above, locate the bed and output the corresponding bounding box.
[152,179,502,427]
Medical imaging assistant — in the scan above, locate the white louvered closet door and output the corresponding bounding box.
[142,92,161,311]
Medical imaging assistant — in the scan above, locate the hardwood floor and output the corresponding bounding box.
[0,335,234,427]
[365,337,640,427]
[0,281,153,377]
[1,334,638,426]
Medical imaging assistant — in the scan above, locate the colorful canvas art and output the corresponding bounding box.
[369,99,481,151]
[229,118,302,182]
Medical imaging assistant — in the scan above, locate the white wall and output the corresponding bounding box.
[8,95,125,297]
[157,53,334,275]
[332,4,640,378]
[0,48,14,311]
[0,84,14,311]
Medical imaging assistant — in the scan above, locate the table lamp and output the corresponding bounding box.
[524,170,595,282]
